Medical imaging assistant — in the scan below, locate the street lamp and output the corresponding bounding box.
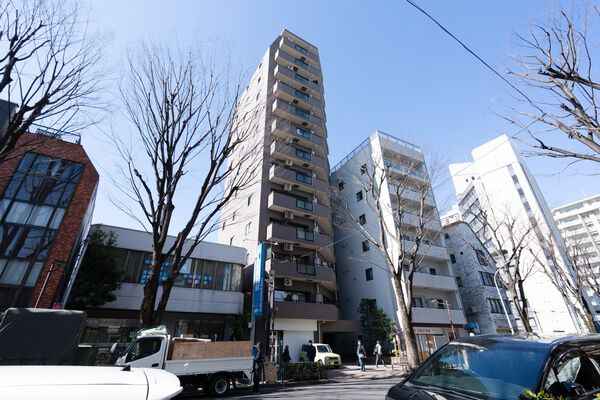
[493,266,515,334]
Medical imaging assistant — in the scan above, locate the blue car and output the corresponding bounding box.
[386,333,600,399]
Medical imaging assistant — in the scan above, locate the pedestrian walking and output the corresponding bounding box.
[252,340,263,394]
[357,340,366,371]
[307,340,316,362]
[282,345,291,363]
[373,340,385,368]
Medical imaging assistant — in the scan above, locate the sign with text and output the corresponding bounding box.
[252,243,266,317]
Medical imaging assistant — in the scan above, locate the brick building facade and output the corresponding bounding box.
[0,131,98,310]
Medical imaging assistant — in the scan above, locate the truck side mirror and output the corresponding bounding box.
[561,381,585,397]
[109,342,118,355]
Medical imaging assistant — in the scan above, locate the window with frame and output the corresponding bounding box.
[456,276,462,287]
[450,254,456,263]
[479,271,495,286]
[338,181,344,191]
[247,195,253,206]
[358,214,366,225]
[474,249,488,266]
[487,298,505,314]
[411,297,424,308]
[295,147,311,160]
[361,240,370,252]
[360,164,367,175]
[245,222,251,235]
[365,268,373,281]
[356,190,363,202]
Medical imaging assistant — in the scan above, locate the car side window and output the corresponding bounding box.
[545,350,600,395]
[125,337,162,363]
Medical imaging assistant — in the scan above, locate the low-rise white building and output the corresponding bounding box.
[443,221,517,334]
[331,131,466,360]
[81,224,246,343]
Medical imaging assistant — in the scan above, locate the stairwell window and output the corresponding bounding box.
[358,214,366,225]
[362,240,370,252]
[229,236,235,246]
[356,190,363,202]
[360,164,367,175]
[245,222,251,235]
[365,268,373,281]
[450,254,456,263]
[247,194,253,206]
[338,181,344,191]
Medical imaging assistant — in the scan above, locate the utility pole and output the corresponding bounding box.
[494,266,515,334]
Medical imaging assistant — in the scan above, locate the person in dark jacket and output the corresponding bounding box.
[282,345,291,363]
[252,341,263,393]
[357,340,366,371]
[307,340,316,362]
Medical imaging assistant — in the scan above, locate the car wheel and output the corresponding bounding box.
[209,374,230,397]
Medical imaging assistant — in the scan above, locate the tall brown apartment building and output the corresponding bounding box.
[219,30,354,361]
[0,128,98,310]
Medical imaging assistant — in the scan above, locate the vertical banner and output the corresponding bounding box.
[252,242,266,317]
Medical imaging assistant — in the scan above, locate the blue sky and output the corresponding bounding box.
[81,0,599,234]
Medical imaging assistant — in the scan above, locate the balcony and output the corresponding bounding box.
[274,300,338,321]
[412,307,467,325]
[266,259,336,290]
[400,213,442,232]
[384,158,428,182]
[412,272,458,291]
[270,120,326,153]
[275,49,321,82]
[388,185,436,209]
[274,64,321,99]
[269,164,329,198]
[279,35,319,65]
[402,239,449,261]
[266,222,334,263]
[273,99,323,132]
[268,191,332,234]
[273,80,323,117]
[270,141,327,175]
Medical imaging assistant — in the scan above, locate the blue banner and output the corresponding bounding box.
[252,243,266,317]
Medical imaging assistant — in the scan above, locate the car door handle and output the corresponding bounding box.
[151,363,159,367]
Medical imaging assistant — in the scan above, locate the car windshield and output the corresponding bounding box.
[317,345,331,353]
[409,342,547,399]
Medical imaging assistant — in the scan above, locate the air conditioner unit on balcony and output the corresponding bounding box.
[283,243,294,252]
[284,278,293,287]
[283,183,292,192]
[284,211,294,220]
[467,307,478,314]
[285,137,293,144]
[315,293,323,304]
[285,159,293,166]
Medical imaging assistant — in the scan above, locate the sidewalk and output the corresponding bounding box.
[328,364,407,381]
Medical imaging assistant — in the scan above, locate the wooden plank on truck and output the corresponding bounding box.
[169,340,252,360]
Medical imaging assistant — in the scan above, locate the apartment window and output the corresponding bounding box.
[450,254,456,263]
[232,211,236,222]
[245,222,251,235]
[296,228,314,242]
[456,277,462,287]
[296,198,313,211]
[360,164,367,175]
[294,43,309,55]
[358,214,366,225]
[295,107,310,120]
[474,249,488,266]
[429,268,437,275]
[295,147,312,160]
[222,221,226,230]
[411,297,424,308]
[487,298,505,314]
[294,73,309,85]
[362,240,370,252]
[517,188,525,197]
[338,181,344,191]
[365,268,373,281]
[356,190,363,202]
[229,237,234,246]
[295,126,311,139]
[479,271,496,287]
[435,299,445,309]
[294,89,310,101]
[296,171,313,184]
[444,233,450,239]
[511,175,519,183]
[294,58,309,69]
[247,194,253,206]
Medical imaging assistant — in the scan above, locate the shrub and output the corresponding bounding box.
[281,362,328,381]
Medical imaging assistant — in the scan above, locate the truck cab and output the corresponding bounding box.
[116,334,169,370]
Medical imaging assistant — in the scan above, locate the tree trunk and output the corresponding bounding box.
[508,281,532,333]
[139,251,165,328]
[391,271,420,370]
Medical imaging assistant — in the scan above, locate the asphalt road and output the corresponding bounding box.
[183,377,398,399]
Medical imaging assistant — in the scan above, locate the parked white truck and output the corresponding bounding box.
[114,326,254,396]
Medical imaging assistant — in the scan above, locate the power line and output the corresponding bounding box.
[403,0,537,108]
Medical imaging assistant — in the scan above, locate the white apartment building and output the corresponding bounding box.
[332,131,466,360]
[443,221,518,334]
[449,134,588,333]
[553,194,600,316]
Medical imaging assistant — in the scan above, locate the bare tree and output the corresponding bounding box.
[465,204,538,332]
[0,0,105,162]
[334,147,445,370]
[507,4,600,164]
[112,42,261,327]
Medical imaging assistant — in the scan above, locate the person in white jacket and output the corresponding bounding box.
[373,341,385,368]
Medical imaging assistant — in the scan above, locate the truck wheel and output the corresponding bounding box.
[209,374,230,396]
